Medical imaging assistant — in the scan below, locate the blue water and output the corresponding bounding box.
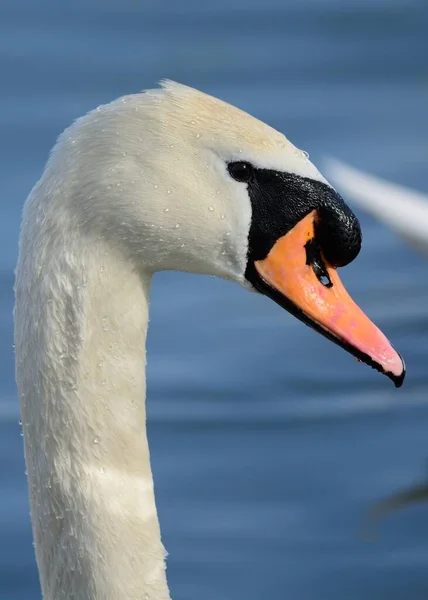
[1,0,428,598]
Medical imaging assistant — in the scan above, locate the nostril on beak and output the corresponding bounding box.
[305,238,333,288]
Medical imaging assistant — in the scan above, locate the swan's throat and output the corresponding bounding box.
[16,236,170,600]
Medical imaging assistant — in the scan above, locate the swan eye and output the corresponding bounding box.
[227,161,254,183]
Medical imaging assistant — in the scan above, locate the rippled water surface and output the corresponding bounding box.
[1,1,428,598]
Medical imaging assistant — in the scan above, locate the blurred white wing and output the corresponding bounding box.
[325,157,428,255]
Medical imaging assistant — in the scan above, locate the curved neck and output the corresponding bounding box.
[15,232,170,599]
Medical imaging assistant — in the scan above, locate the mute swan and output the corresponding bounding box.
[15,81,405,600]
[325,157,428,254]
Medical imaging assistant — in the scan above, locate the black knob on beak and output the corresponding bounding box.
[315,192,362,267]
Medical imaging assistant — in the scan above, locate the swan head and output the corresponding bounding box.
[51,80,405,386]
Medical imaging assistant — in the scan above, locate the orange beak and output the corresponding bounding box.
[252,211,405,387]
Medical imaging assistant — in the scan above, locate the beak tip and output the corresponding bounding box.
[388,352,406,388]
[355,346,405,388]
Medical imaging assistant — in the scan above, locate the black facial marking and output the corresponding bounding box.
[230,167,362,268]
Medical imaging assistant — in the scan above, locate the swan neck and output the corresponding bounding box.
[15,231,170,600]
